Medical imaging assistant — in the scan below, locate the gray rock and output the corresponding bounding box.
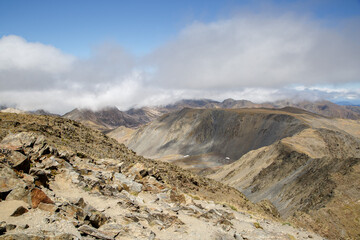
[113,173,142,193]
[0,132,37,151]
[8,151,30,174]
[78,224,113,240]
[0,166,24,200]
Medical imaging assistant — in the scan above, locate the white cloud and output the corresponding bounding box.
[0,35,74,73]
[149,14,360,89]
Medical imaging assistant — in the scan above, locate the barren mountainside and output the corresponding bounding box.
[123,107,360,239]
[126,108,311,170]
[208,115,360,239]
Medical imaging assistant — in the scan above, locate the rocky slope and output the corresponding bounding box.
[208,115,360,239]
[126,108,310,172]
[0,112,323,239]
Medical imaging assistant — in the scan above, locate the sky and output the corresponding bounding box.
[0,0,360,114]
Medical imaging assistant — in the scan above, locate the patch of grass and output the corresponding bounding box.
[253,222,263,229]
[282,222,292,226]
[189,194,200,200]
[227,204,238,211]
[287,234,296,240]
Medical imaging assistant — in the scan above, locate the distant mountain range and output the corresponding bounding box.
[2,98,360,132]
[61,98,360,132]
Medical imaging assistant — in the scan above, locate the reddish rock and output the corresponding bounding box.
[30,188,54,208]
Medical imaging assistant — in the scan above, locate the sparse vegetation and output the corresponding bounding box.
[253,222,263,229]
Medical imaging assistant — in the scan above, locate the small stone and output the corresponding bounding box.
[10,206,28,217]
[5,224,16,231]
[18,224,29,230]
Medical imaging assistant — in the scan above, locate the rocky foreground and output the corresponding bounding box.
[0,113,323,239]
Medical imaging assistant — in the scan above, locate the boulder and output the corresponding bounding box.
[30,188,54,208]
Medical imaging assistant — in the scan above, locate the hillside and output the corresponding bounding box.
[63,107,142,132]
[126,108,311,171]
[124,107,360,239]
[208,116,360,239]
[0,112,324,239]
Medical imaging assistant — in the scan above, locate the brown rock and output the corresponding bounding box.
[30,188,54,208]
[10,206,28,217]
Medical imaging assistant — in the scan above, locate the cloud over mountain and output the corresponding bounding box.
[0,13,359,113]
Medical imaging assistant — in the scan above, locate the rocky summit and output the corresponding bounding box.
[0,112,323,239]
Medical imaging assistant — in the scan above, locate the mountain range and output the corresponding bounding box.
[60,99,360,134]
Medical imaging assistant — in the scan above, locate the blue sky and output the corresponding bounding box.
[0,0,360,112]
[2,0,359,57]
